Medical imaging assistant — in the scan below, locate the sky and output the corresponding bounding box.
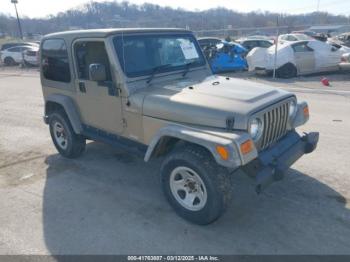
[1,0,350,18]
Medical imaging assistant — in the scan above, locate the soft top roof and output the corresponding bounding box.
[43,28,191,39]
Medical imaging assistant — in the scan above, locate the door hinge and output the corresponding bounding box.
[122,118,127,128]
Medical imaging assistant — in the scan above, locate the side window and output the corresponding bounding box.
[292,42,314,52]
[41,39,71,83]
[244,41,257,49]
[20,46,30,51]
[259,41,272,48]
[9,47,20,52]
[287,35,296,41]
[74,41,112,81]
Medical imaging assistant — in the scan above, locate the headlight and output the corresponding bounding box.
[289,100,297,118]
[249,117,263,141]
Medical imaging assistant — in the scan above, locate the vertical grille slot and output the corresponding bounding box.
[259,101,290,150]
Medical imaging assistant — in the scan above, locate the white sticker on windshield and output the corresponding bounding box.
[180,41,199,60]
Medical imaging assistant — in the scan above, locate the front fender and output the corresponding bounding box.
[292,101,309,128]
[144,124,257,169]
[45,94,83,134]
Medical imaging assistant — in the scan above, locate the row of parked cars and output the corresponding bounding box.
[2,31,350,77]
[198,32,350,78]
[0,41,40,66]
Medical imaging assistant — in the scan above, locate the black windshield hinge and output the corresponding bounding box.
[122,118,127,128]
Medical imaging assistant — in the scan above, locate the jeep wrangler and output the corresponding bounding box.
[40,28,319,225]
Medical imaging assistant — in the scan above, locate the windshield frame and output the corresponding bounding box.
[112,32,207,79]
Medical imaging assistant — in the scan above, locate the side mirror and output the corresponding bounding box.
[89,63,107,82]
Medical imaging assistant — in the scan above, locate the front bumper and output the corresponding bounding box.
[242,131,319,194]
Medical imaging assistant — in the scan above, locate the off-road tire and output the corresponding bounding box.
[4,57,16,66]
[160,145,232,225]
[276,63,297,78]
[49,111,86,158]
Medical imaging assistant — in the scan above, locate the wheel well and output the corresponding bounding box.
[4,57,14,62]
[276,62,297,78]
[45,101,65,116]
[149,136,211,160]
[278,62,296,70]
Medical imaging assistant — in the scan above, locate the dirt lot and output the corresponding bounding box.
[0,67,350,255]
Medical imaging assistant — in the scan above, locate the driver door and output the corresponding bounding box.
[73,39,123,134]
[292,42,316,74]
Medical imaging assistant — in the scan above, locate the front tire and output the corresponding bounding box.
[160,145,232,225]
[4,57,16,66]
[49,111,86,158]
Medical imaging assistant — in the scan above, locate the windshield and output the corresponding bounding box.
[113,33,206,78]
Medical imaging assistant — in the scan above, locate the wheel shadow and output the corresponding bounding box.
[42,142,350,255]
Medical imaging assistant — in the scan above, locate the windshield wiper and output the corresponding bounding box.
[146,64,172,84]
[182,61,196,77]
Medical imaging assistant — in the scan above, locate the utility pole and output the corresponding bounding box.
[11,0,23,40]
[273,15,280,79]
[317,0,321,25]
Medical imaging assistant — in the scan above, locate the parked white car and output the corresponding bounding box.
[23,46,39,66]
[278,33,313,44]
[247,40,350,78]
[0,45,33,66]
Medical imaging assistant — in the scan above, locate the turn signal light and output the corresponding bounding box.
[303,106,309,117]
[240,140,253,155]
[216,146,229,161]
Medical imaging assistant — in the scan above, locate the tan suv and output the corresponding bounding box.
[40,28,319,225]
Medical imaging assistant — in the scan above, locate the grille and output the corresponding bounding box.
[259,101,290,150]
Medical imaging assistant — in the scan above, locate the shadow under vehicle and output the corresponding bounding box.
[42,142,350,254]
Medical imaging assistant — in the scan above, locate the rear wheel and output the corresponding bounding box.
[160,145,232,225]
[4,57,16,66]
[49,111,86,158]
[276,63,297,78]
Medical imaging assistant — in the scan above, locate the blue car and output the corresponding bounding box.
[202,40,248,73]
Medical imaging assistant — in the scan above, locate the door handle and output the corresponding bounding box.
[79,82,86,93]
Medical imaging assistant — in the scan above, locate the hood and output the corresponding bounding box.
[141,75,292,130]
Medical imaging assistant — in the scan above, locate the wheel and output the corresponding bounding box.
[160,145,232,225]
[49,111,86,158]
[4,57,16,66]
[276,63,297,78]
